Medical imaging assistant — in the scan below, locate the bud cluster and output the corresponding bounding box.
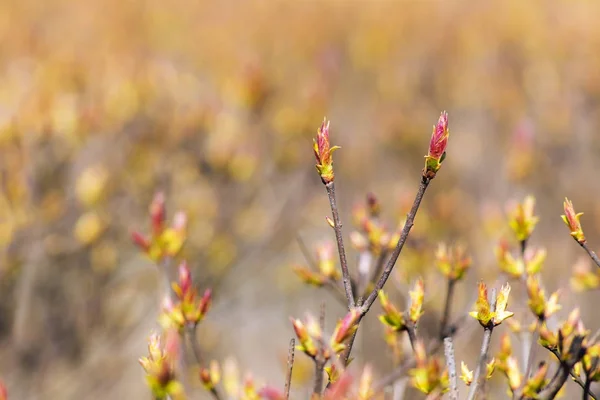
[469,282,514,327]
[378,279,425,332]
[409,340,449,394]
[131,192,187,262]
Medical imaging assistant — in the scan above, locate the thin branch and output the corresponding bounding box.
[360,176,431,314]
[547,348,598,400]
[325,182,355,308]
[341,328,359,367]
[584,374,592,400]
[444,337,459,400]
[539,334,586,400]
[467,288,497,400]
[284,338,295,400]
[581,242,600,269]
[537,361,571,400]
[440,279,456,339]
[524,322,539,381]
[406,322,418,352]
[186,324,203,365]
[313,303,327,396]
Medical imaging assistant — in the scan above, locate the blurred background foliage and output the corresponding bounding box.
[1,0,600,398]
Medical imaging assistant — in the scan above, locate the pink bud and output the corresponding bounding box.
[178,261,192,297]
[199,288,212,316]
[164,328,181,362]
[172,211,187,233]
[258,386,285,400]
[150,192,166,235]
[428,111,449,160]
[131,231,150,252]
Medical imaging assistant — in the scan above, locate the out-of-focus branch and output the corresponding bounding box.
[444,337,459,400]
[186,324,203,365]
[440,279,456,339]
[313,303,327,396]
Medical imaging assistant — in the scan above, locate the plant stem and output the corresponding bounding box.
[581,242,600,269]
[360,176,430,314]
[466,326,493,400]
[523,322,539,380]
[547,348,597,400]
[467,288,497,400]
[444,337,459,400]
[186,324,203,365]
[440,279,456,339]
[325,182,355,308]
[584,375,592,400]
[406,323,418,352]
[537,361,571,400]
[313,303,327,396]
[285,338,295,400]
[339,177,430,366]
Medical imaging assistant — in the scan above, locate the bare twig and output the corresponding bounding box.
[284,338,295,400]
[466,288,497,400]
[537,361,571,400]
[444,337,459,400]
[339,177,431,366]
[325,182,355,308]
[360,176,430,314]
[584,374,592,400]
[341,328,358,367]
[406,322,418,352]
[524,322,539,380]
[313,303,327,396]
[547,348,598,400]
[440,279,456,339]
[538,335,586,400]
[581,242,600,269]
[186,324,203,365]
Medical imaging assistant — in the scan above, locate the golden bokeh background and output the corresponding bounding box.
[1,0,600,398]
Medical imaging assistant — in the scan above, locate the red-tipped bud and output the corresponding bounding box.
[562,198,586,243]
[331,309,361,353]
[313,118,340,184]
[150,192,166,235]
[131,231,151,252]
[290,317,318,357]
[424,111,449,178]
[198,288,212,317]
[178,261,193,298]
[429,112,449,160]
